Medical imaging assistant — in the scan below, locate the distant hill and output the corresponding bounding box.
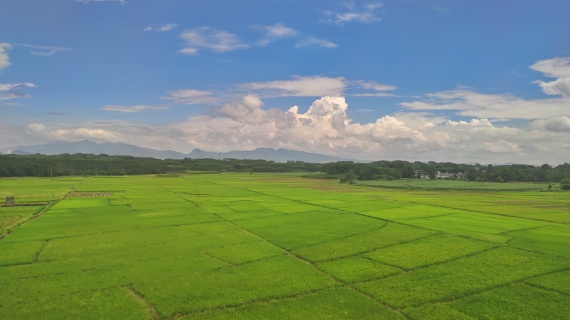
[188,147,350,163]
[3,140,187,160]
[2,140,351,163]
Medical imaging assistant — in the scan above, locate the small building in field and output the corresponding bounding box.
[6,197,14,206]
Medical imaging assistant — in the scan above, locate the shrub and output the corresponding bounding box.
[560,178,570,190]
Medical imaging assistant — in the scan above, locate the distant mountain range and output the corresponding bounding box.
[1,140,351,163]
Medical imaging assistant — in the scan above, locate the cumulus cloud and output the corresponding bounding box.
[0,83,37,101]
[446,119,493,127]
[295,38,338,49]
[255,23,297,46]
[179,27,249,55]
[0,43,12,70]
[240,76,347,97]
[166,95,567,163]
[101,105,169,113]
[144,24,177,32]
[532,116,570,132]
[5,95,570,164]
[323,2,383,25]
[162,89,220,104]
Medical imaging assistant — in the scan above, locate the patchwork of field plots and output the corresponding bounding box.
[1,173,569,319]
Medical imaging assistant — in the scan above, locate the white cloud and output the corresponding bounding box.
[5,95,570,164]
[162,89,220,104]
[446,119,493,127]
[240,76,347,97]
[166,95,569,164]
[323,2,383,25]
[0,43,12,70]
[0,83,37,101]
[178,48,199,56]
[400,88,570,119]
[101,105,169,113]
[255,23,297,46]
[26,123,121,142]
[179,27,249,55]
[295,38,338,49]
[530,57,570,97]
[144,24,177,32]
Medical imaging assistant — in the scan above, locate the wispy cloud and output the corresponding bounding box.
[179,27,249,55]
[401,57,570,120]
[144,24,177,32]
[101,105,169,113]
[353,80,396,91]
[0,83,37,101]
[295,38,338,49]
[0,43,12,70]
[74,0,127,4]
[240,76,347,97]
[323,2,383,25]
[352,80,396,96]
[434,7,450,14]
[254,23,297,46]
[16,43,70,57]
[162,89,221,104]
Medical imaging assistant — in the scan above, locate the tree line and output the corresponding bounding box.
[321,160,570,184]
[1,154,569,186]
[0,154,320,177]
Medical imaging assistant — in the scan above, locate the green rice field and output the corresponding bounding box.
[355,178,551,191]
[1,173,569,319]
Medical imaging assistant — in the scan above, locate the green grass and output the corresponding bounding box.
[1,173,569,319]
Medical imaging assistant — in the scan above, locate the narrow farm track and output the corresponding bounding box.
[124,286,160,320]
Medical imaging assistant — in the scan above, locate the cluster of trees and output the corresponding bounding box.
[0,154,169,176]
[0,154,321,177]
[175,158,321,173]
[322,161,570,183]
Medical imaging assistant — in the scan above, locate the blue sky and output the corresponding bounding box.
[1,0,570,164]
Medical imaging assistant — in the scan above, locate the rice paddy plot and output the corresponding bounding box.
[190,287,405,320]
[506,225,570,258]
[449,283,570,320]
[525,269,570,295]
[316,256,401,283]
[354,247,568,309]
[292,222,435,262]
[233,210,386,250]
[400,211,548,242]
[364,233,496,270]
